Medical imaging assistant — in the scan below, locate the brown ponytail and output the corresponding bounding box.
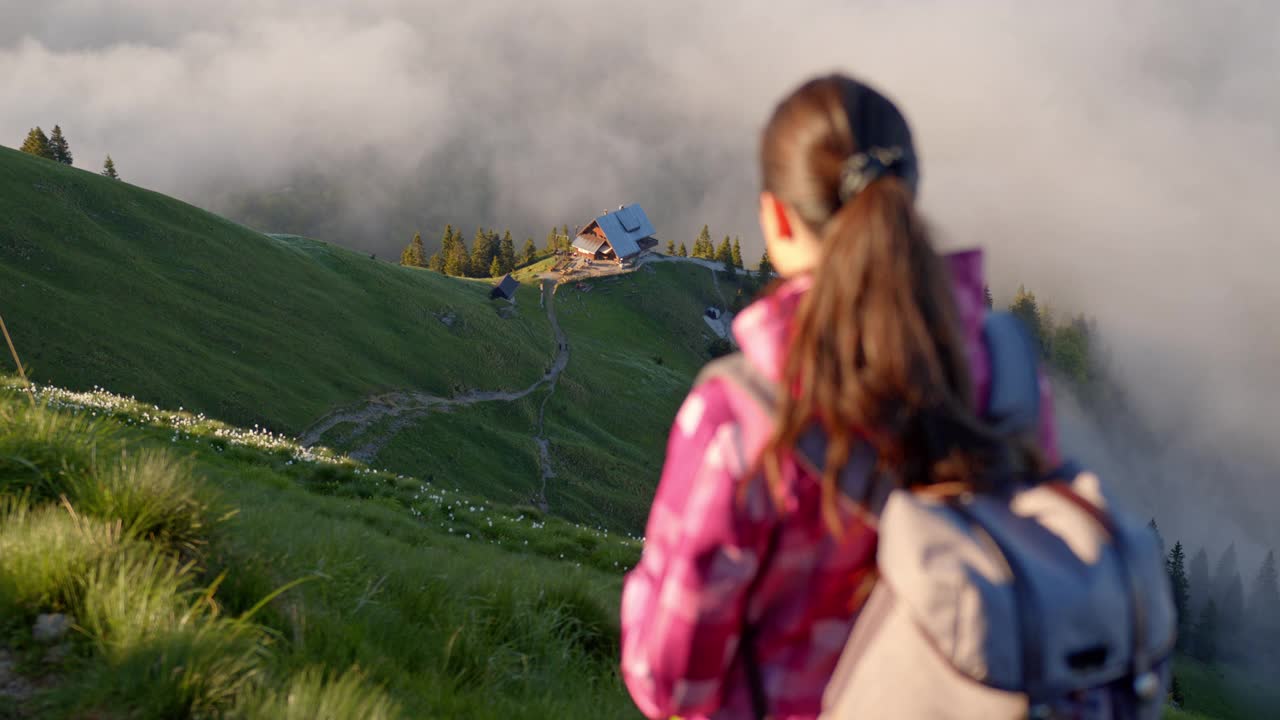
[758,75,1010,535]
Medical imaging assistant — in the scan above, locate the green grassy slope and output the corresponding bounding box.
[541,265,725,529]
[0,377,641,718]
[0,146,553,434]
[0,144,730,533]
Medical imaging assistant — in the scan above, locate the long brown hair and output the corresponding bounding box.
[758,75,1014,534]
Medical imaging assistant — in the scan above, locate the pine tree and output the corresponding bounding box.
[695,225,712,258]
[722,253,737,280]
[983,284,994,309]
[1214,545,1245,654]
[677,242,688,257]
[19,127,52,159]
[101,154,120,179]
[1213,544,1240,602]
[1167,541,1190,649]
[427,252,444,272]
[1247,550,1280,658]
[489,256,503,278]
[406,232,427,267]
[498,230,516,274]
[758,250,774,278]
[470,228,494,278]
[445,233,469,277]
[47,125,72,165]
[522,238,538,266]
[439,224,456,255]
[545,228,558,253]
[1009,285,1044,354]
[1194,599,1219,663]
[1189,547,1211,617]
[732,236,744,268]
[1170,674,1185,708]
[713,236,730,264]
[666,240,675,255]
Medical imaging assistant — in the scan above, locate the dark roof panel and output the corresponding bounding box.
[491,273,519,299]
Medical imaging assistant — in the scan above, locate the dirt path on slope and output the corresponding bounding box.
[298,280,570,497]
[641,254,736,345]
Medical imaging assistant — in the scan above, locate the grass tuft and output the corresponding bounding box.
[67,449,211,553]
[0,496,124,616]
[0,401,108,499]
[239,665,401,720]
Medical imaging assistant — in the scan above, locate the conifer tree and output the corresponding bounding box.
[19,127,52,159]
[499,230,516,274]
[545,228,558,253]
[1221,573,1245,635]
[677,242,688,257]
[722,253,737,280]
[732,236,744,268]
[522,238,538,266]
[1213,544,1245,652]
[1194,599,1219,663]
[427,252,444,272]
[1188,547,1211,617]
[439,224,456,255]
[47,125,72,165]
[445,233,469,276]
[695,225,712,259]
[758,250,774,278]
[716,236,733,263]
[101,154,120,179]
[666,240,675,255]
[983,284,994,308]
[1167,541,1190,649]
[1009,285,1044,354]
[1247,550,1280,656]
[1213,544,1240,601]
[562,225,571,249]
[407,232,427,267]
[489,256,503,278]
[470,228,494,278]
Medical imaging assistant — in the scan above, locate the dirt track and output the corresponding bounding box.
[298,279,569,497]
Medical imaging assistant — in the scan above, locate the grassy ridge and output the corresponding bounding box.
[0,145,553,434]
[0,377,641,718]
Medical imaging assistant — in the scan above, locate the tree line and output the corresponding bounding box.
[18,126,120,179]
[1152,523,1280,667]
[398,225,546,278]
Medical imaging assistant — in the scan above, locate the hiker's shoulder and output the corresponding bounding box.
[680,352,779,449]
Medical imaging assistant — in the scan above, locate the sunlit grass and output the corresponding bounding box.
[0,380,640,718]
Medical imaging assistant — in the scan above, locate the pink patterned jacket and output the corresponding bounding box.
[620,249,1060,720]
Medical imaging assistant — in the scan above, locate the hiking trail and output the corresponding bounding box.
[298,279,568,507]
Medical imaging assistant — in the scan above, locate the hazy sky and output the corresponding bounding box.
[3,0,1277,555]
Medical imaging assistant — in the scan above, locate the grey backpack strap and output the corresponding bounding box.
[982,310,1042,436]
[693,352,779,411]
[695,354,888,517]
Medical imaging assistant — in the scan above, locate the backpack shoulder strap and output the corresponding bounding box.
[693,351,779,412]
[982,310,1042,436]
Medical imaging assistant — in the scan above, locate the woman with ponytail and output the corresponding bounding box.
[619,74,1060,719]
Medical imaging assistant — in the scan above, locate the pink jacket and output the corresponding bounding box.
[620,249,1059,719]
